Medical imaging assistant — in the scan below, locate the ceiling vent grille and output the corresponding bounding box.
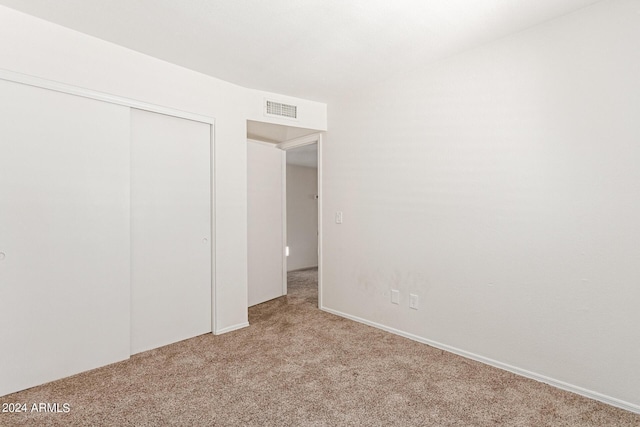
[265,99,298,120]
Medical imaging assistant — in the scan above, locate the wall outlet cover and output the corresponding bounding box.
[409,293,419,310]
[391,289,400,304]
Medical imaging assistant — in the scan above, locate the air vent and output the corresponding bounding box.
[265,99,298,120]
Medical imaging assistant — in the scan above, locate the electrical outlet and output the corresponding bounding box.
[391,289,399,304]
[409,294,419,310]
[335,211,343,224]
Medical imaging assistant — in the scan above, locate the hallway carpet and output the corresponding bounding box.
[1,268,638,426]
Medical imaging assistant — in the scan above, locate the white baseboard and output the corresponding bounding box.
[320,306,640,415]
[214,322,249,335]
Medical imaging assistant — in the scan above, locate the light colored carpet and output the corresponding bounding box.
[1,268,638,426]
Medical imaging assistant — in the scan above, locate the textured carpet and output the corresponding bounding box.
[1,268,638,426]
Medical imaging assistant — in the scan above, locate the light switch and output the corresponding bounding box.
[335,211,343,224]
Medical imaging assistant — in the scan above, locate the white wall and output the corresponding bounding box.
[287,164,318,271]
[0,5,326,334]
[323,0,640,411]
[247,141,284,306]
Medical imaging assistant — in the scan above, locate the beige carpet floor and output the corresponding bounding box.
[1,268,639,426]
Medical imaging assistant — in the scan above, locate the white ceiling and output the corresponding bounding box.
[247,120,318,145]
[0,0,601,103]
[247,120,318,168]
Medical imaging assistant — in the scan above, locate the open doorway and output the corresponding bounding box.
[246,120,323,309]
[284,142,319,299]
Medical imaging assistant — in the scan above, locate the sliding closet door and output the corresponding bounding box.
[130,109,212,354]
[0,80,131,397]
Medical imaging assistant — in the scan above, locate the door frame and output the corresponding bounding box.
[278,133,323,308]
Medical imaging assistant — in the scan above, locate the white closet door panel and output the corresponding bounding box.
[247,141,284,307]
[131,109,211,355]
[0,80,131,397]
